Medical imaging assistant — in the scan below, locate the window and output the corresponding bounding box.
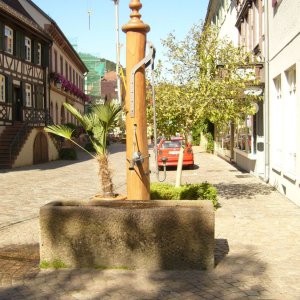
[37,42,41,65]
[284,67,297,177]
[4,26,13,54]
[253,1,259,47]
[25,37,31,62]
[272,76,282,169]
[0,75,5,102]
[54,50,58,72]
[25,83,32,107]
[69,66,72,82]
[65,62,68,79]
[60,56,63,75]
[235,115,254,154]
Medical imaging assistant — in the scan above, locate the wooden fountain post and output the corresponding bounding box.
[122,0,150,200]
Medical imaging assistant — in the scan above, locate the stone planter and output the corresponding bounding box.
[40,200,215,270]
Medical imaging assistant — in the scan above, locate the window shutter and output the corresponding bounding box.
[6,76,13,103]
[33,40,39,64]
[0,22,4,51]
[15,31,25,59]
[21,81,26,106]
[42,44,49,67]
[36,85,44,109]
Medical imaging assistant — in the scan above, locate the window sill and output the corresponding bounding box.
[272,166,281,174]
[283,172,297,183]
[234,148,256,160]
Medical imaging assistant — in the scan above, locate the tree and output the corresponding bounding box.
[147,24,261,137]
[45,102,122,197]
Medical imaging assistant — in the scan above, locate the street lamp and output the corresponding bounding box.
[112,0,122,105]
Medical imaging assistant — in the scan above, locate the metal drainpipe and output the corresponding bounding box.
[264,0,270,183]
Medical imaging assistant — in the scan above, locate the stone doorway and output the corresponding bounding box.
[33,132,48,164]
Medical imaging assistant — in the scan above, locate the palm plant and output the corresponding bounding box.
[45,102,122,198]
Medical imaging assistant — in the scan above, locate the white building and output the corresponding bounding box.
[205,0,300,205]
[268,0,300,205]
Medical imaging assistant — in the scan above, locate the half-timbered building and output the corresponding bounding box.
[0,0,55,168]
[0,0,89,169]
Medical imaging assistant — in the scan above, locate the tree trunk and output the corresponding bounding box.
[97,154,114,197]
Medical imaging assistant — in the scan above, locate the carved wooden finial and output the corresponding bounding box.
[122,0,150,33]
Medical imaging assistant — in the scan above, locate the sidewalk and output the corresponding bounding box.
[0,144,300,299]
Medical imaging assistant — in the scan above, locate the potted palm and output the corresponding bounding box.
[45,101,122,199]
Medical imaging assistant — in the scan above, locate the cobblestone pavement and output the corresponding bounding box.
[0,144,300,299]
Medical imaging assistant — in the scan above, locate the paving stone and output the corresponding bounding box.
[0,145,299,299]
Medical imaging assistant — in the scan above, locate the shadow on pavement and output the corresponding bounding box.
[214,182,275,200]
[0,228,280,299]
[0,150,93,173]
[0,245,278,299]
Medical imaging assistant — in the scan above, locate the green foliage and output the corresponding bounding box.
[59,148,77,160]
[45,102,122,157]
[147,24,262,137]
[40,259,68,269]
[45,102,122,197]
[205,132,214,153]
[150,182,219,209]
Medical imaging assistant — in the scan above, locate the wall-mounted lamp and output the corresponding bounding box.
[55,79,62,89]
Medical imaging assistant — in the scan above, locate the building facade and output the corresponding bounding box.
[0,0,55,168]
[0,0,89,169]
[268,0,300,205]
[19,0,89,126]
[205,0,300,205]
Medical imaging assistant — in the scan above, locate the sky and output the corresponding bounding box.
[32,0,209,66]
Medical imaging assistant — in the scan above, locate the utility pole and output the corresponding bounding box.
[122,0,150,200]
[112,0,122,105]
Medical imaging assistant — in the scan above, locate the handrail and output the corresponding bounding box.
[9,108,48,165]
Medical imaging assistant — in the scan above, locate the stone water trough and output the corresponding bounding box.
[40,200,215,270]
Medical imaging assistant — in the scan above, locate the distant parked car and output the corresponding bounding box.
[157,136,194,169]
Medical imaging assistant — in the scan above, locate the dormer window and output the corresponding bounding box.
[25,37,31,62]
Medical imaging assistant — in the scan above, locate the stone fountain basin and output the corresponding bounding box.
[40,200,214,270]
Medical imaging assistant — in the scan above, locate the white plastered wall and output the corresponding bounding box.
[13,128,59,168]
[268,0,300,205]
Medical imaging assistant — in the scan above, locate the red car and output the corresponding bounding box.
[157,137,194,169]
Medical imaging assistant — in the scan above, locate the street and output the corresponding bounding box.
[0,143,300,299]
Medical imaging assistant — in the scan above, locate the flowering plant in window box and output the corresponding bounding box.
[49,72,90,102]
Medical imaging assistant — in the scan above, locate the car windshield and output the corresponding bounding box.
[162,141,182,149]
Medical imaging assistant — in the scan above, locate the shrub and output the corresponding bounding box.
[59,148,77,160]
[150,182,219,209]
[40,259,68,269]
[84,142,95,152]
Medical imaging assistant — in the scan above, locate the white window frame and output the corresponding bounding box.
[25,83,32,107]
[272,75,282,171]
[4,26,13,55]
[25,37,31,62]
[283,66,297,179]
[0,75,5,102]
